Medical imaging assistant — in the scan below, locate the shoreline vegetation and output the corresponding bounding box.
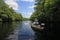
[30,0,60,23]
[0,0,23,22]
[30,0,60,39]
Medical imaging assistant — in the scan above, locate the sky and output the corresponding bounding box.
[4,0,35,18]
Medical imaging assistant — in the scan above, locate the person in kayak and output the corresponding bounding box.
[33,18,39,25]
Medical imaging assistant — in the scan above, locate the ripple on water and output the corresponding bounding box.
[18,21,35,40]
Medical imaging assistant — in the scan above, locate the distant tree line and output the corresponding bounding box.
[0,0,23,22]
[30,0,60,23]
[23,18,30,21]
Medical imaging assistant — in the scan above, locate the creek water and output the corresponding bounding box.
[0,21,58,40]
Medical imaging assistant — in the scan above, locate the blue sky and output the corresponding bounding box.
[5,0,35,18]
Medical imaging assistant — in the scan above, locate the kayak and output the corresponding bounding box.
[31,24,44,32]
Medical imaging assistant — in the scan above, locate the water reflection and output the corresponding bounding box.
[0,22,20,40]
[0,21,60,40]
[32,22,60,40]
[43,22,60,40]
[18,21,35,40]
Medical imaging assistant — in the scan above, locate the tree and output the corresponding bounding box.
[0,0,23,22]
[30,0,60,23]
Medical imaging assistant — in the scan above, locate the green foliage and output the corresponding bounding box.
[30,0,60,22]
[0,0,23,22]
[23,18,29,21]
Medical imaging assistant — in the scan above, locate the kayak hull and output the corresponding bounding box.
[31,24,44,33]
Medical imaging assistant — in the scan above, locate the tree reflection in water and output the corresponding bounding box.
[34,22,60,40]
[0,22,60,40]
[0,22,19,40]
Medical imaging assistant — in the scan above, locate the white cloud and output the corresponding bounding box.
[28,5,36,9]
[21,0,34,2]
[22,12,33,18]
[5,0,18,10]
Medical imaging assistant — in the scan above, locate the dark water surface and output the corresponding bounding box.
[0,21,60,40]
[0,21,40,40]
